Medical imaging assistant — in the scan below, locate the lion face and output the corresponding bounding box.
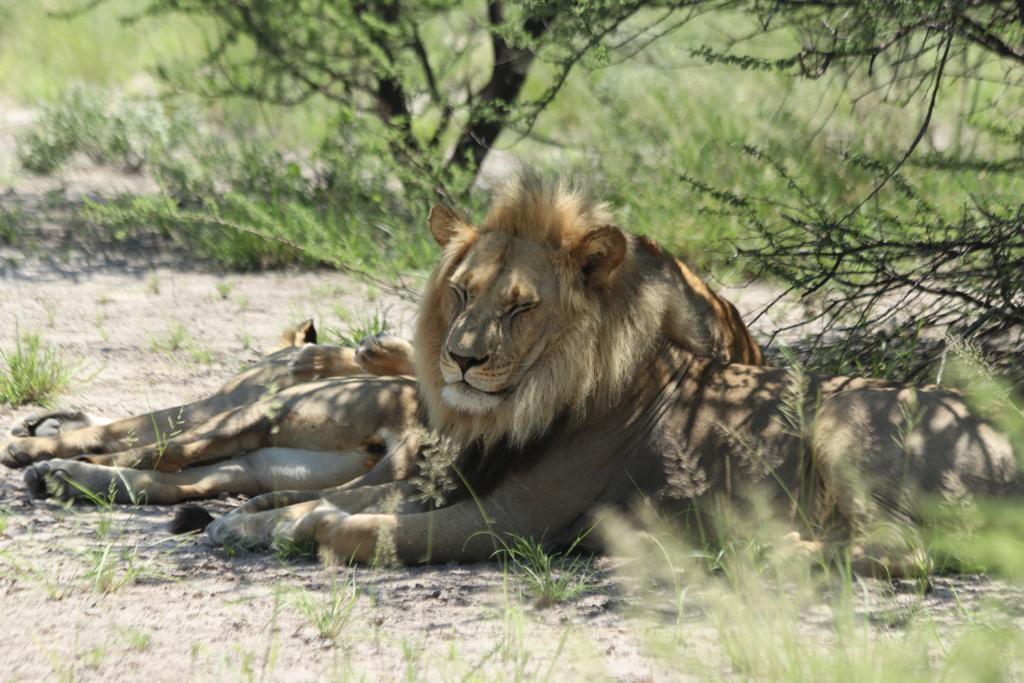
[417,181,644,447]
[438,232,562,414]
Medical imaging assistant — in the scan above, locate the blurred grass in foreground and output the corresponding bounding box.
[602,488,1024,682]
[591,340,1024,679]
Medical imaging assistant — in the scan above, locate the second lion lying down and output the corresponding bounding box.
[8,174,1021,574]
[7,322,423,505]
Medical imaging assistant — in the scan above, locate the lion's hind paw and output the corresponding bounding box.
[10,410,108,438]
[355,332,415,376]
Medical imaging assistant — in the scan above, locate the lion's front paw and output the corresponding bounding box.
[22,461,54,499]
[205,511,261,549]
[206,500,347,552]
[206,507,296,550]
[356,332,415,375]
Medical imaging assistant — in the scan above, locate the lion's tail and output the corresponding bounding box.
[169,504,215,534]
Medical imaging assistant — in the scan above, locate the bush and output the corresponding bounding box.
[0,331,74,407]
[17,85,189,174]
[17,85,437,276]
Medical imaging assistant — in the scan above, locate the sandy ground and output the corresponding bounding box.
[1,105,1023,682]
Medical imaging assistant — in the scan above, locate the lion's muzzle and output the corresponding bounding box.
[447,349,489,375]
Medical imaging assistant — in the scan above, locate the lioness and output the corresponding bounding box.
[191,174,1019,575]
[4,322,424,504]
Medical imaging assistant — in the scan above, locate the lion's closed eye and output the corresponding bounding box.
[505,301,538,320]
[450,283,468,308]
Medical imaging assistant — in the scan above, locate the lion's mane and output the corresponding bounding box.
[414,172,674,451]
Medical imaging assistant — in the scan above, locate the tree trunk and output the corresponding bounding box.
[446,8,546,177]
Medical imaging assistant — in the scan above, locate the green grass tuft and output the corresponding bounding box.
[0,330,74,407]
[494,534,597,608]
[149,322,214,365]
[293,574,360,640]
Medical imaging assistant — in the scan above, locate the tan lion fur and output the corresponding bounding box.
[5,324,423,505]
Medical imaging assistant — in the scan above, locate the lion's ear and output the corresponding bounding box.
[573,226,627,288]
[280,319,317,347]
[428,205,466,246]
[296,319,317,345]
[280,319,315,348]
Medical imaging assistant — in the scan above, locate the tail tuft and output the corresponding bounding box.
[169,504,215,534]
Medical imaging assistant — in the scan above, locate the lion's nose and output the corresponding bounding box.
[449,350,488,375]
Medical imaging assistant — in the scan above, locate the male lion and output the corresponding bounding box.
[195,174,1020,574]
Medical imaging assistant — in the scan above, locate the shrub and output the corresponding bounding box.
[0,330,74,407]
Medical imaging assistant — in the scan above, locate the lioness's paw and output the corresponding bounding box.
[23,459,135,503]
[23,461,89,501]
[356,332,415,375]
[22,461,52,499]
[1,438,50,468]
[15,417,62,438]
[10,409,104,438]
